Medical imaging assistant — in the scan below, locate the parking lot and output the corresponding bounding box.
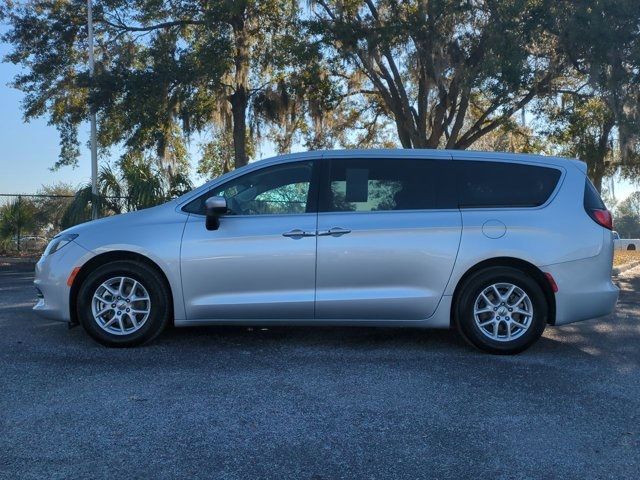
[1,263,639,479]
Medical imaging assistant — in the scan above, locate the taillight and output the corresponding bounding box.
[544,272,558,293]
[588,208,613,230]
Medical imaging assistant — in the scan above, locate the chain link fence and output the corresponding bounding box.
[0,193,128,256]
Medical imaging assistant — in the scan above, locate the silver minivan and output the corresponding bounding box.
[34,149,619,354]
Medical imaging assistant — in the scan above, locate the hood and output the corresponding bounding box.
[59,201,178,238]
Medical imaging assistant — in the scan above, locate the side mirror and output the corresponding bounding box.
[205,196,228,231]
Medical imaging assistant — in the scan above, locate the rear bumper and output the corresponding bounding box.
[544,249,618,326]
[33,241,94,322]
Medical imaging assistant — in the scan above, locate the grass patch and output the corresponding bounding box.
[614,250,640,267]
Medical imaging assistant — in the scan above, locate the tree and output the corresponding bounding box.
[5,0,640,181]
[538,94,616,191]
[550,0,640,189]
[308,0,566,150]
[615,192,640,238]
[0,198,37,251]
[1,0,304,171]
[34,184,76,237]
[196,130,238,180]
[465,112,547,155]
[61,155,192,227]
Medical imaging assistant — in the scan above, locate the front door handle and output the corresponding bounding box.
[317,227,351,237]
[282,229,315,238]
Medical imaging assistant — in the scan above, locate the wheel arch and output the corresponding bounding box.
[69,250,174,326]
[450,257,556,327]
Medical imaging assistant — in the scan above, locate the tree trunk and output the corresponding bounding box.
[230,87,248,169]
[229,14,250,170]
[591,168,604,193]
[590,118,615,193]
[395,121,413,148]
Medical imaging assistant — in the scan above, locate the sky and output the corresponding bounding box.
[0,24,92,194]
[0,22,637,204]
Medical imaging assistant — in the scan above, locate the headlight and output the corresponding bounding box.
[44,234,79,256]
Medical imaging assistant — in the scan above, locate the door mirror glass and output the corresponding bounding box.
[205,196,227,230]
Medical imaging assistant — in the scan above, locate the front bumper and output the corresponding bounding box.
[33,241,94,322]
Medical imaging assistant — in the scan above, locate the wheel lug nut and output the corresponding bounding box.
[496,316,501,320]
[117,311,121,315]
[506,316,510,320]
[494,307,498,311]
[508,308,513,312]
[126,308,130,312]
[117,296,121,300]
[111,303,116,308]
[126,299,130,303]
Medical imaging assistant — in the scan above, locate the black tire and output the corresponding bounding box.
[454,266,547,355]
[77,260,171,347]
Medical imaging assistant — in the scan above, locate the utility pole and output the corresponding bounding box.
[16,195,22,253]
[88,0,99,220]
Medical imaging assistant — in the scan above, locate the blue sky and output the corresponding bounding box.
[0,22,636,203]
[0,24,92,193]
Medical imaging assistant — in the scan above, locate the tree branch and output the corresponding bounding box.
[99,18,205,32]
[456,71,554,149]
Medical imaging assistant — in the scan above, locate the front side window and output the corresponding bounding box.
[183,161,314,215]
[323,158,453,212]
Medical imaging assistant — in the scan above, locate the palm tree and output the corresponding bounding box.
[62,156,193,228]
[0,198,38,253]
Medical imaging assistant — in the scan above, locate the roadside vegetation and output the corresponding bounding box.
[0,158,193,254]
[614,250,640,268]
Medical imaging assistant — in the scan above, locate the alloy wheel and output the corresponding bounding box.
[473,282,534,342]
[91,276,151,335]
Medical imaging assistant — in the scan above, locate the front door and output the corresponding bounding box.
[180,160,318,321]
[315,155,462,321]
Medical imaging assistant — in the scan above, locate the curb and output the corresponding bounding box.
[0,257,37,271]
[612,259,640,276]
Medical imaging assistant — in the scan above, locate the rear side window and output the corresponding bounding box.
[322,158,456,212]
[457,161,561,208]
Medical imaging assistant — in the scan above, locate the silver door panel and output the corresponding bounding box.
[315,210,462,320]
[180,213,317,320]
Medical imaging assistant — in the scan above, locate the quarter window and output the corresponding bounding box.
[583,178,606,210]
[457,161,561,208]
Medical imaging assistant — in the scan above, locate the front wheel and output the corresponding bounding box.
[77,260,171,347]
[454,267,547,354]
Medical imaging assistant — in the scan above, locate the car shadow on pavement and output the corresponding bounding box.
[159,322,469,350]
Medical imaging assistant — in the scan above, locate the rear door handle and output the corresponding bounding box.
[282,229,316,238]
[317,227,351,237]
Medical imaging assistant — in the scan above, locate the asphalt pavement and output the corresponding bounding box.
[1,263,639,479]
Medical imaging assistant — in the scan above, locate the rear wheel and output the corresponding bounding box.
[454,267,547,354]
[77,260,171,347]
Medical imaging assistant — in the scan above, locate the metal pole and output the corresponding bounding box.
[88,0,99,220]
[16,195,21,253]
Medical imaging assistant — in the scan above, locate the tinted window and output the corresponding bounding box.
[457,161,561,208]
[584,178,606,210]
[183,161,314,215]
[322,158,455,212]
